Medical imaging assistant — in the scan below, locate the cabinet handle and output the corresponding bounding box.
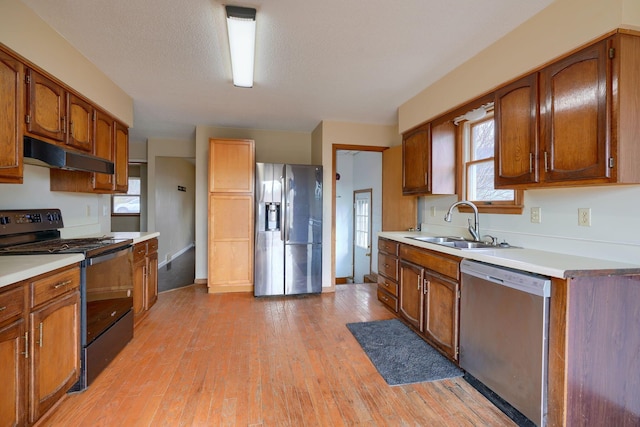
[424,279,430,295]
[424,172,428,185]
[529,152,533,173]
[0,306,6,312]
[37,322,43,348]
[22,332,29,359]
[384,282,389,287]
[544,151,549,171]
[53,279,72,289]
[417,274,421,290]
[384,264,390,268]
[381,295,388,302]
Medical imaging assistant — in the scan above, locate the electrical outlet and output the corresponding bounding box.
[578,208,591,226]
[430,206,437,217]
[530,207,541,223]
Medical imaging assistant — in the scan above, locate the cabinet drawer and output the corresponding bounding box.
[147,238,158,253]
[378,253,398,281]
[400,244,460,280]
[0,285,25,324]
[133,242,147,262]
[378,238,399,256]
[377,275,398,297]
[377,288,398,312]
[30,266,80,308]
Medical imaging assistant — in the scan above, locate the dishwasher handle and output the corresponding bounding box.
[460,259,551,297]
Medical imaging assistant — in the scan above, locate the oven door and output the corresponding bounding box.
[85,246,133,344]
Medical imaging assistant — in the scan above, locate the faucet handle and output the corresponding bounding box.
[481,234,498,246]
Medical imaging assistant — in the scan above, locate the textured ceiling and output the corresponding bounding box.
[21,0,553,144]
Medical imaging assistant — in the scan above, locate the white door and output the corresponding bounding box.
[353,189,372,283]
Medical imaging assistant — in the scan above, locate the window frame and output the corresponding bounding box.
[111,176,141,216]
[453,97,524,215]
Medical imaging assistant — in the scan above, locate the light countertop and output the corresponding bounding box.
[0,232,160,289]
[379,231,640,279]
[0,254,84,288]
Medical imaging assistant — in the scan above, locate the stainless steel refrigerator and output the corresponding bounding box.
[255,163,323,296]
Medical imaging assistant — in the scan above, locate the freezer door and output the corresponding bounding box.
[254,230,285,296]
[283,164,322,245]
[285,243,322,295]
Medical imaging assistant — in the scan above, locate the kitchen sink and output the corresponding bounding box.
[406,235,513,250]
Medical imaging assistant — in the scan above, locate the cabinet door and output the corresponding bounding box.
[209,139,255,193]
[540,39,610,184]
[208,194,254,292]
[145,251,158,310]
[114,122,129,193]
[67,93,93,153]
[423,272,459,360]
[29,291,80,423]
[92,110,114,191]
[26,69,66,142]
[399,261,423,331]
[402,124,430,195]
[133,258,146,321]
[0,50,23,183]
[495,73,539,187]
[430,118,456,195]
[0,319,26,427]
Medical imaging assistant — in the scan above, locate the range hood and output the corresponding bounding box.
[23,136,114,175]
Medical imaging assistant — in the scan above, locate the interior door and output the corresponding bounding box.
[353,189,372,283]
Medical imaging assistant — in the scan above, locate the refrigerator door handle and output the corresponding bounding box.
[280,174,286,242]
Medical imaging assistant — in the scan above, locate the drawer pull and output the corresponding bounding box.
[381,295,388,302]
[384,282,389,287]
[37,322,43,348]
[53,280,72,289]
[22,332,29,359]
[385,264,390,268]
[0,306,6,312]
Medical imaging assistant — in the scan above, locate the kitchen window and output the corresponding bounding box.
[112,177,140,215]
[456,102,523,214]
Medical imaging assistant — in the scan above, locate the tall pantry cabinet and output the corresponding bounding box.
[208,138,255,293]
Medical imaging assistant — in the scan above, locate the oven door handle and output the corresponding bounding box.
[86,246,132,266]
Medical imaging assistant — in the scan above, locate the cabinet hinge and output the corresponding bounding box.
[455,346,459,357]
[457,289,461,299]
[25,115,30,124]
[609,157,615,168]
[609,47,615,59]
[25,74,31,84]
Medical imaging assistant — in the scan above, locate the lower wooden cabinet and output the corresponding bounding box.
[0,264,80,426]
[377,238,399,312]
[394,243,461,361]
[133,238,159,325]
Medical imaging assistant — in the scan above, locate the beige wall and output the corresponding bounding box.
[399,0,640,132]
[0,0,133,126]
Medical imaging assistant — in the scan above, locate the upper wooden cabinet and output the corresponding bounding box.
[209,138,255,193]
[114,121,129,193]
[25,69,66,143]
[402,119,456,196]
[0,49,23,184]
[496,32,640,188]
[92,110,115,191]
[67,93,94,153]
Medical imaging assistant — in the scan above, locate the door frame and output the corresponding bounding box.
[352,188,373,283]
[331,144,386,291]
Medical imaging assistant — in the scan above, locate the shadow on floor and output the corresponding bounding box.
[158,247,195,293]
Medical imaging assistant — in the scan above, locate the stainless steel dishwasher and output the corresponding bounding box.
[459,259,551,427]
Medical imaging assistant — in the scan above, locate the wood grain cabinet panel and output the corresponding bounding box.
[208,138,255,293]
[67,93,94,153]
[399,260,424,331]
[402,124,430,194]
[0,49,23,183]
[423,271,459,359]
[496,32,640,188]
[25,69,66,143]
[92,110,114,191]
[114,121,129,193]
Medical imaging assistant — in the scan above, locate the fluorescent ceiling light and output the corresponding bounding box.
[225,6,256,88]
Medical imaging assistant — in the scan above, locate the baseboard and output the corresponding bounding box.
[158,243,195,269]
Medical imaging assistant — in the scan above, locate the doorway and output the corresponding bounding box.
[353,189,372,283]
[333,145,384,285]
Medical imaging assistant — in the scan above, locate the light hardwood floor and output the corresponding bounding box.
[41,283,516,426]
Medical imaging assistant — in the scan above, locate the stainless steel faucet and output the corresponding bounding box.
[444,201,480,241]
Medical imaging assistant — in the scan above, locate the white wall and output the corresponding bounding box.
[155,157,195,267]
[335,153,354,278]
[0,165,110,237]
